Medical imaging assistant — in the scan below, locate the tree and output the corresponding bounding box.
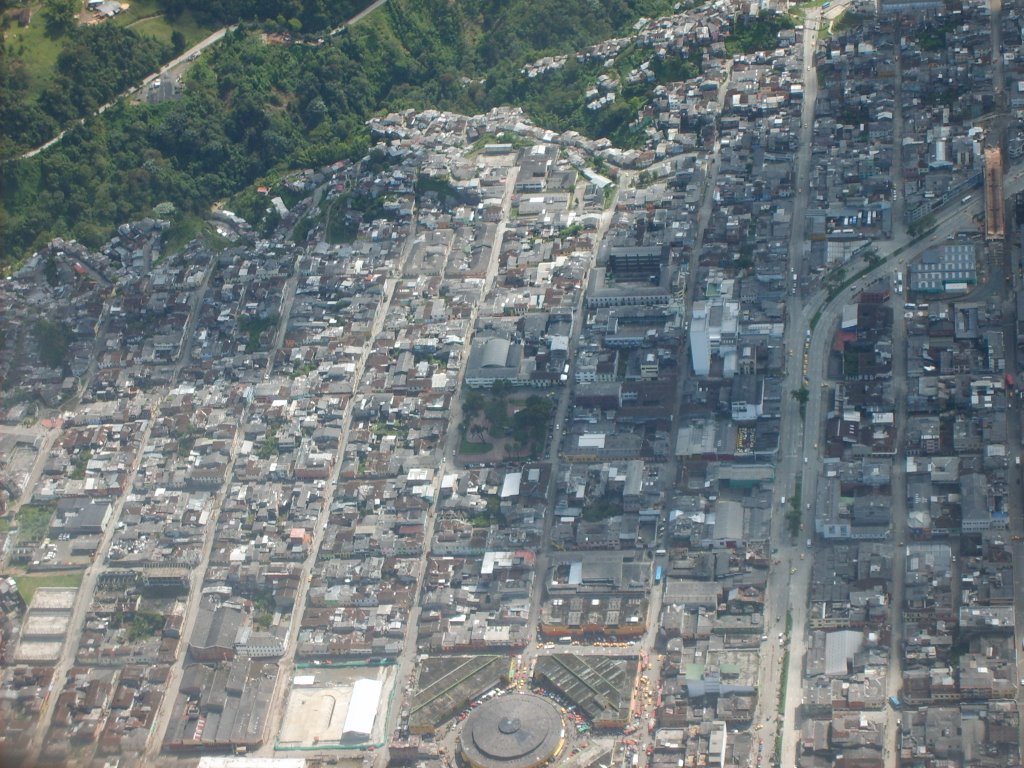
[42,0,78,39]
[171,30,187,55]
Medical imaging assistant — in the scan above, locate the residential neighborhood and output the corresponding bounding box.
[2,0,1024,767]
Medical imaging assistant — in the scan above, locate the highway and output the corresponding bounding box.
[10,0,391,163]
[770,0,1024,761]
[751,6,823,765]
[773,155,1024,768]
[521,166,625,655]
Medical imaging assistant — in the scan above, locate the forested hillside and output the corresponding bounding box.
[1,0,676,262]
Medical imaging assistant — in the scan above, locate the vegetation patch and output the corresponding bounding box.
[16,503,56,543]
[459,436,493,455]
[239,313,278,352]
[725,11,795,55]
[2,0,682,265]
[15,570,84,603]
[32,318,71,369]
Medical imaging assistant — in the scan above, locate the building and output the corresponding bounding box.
[534,654,638,729]
[342,678,384,742]
[690,299,739,377]
[50,497,113,536]
[457,693,565,768]
[189,601,244,662]
[730,375,764,421]
[876,0,942,15]
[586,267,671,308]
[908,243,978,294]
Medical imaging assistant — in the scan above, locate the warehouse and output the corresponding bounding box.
[342,678,384,742]
[534,654,638,729]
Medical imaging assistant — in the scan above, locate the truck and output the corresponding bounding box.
[888,695,902,709]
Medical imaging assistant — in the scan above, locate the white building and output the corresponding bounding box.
[689,299,739,377]
[342,678,384,742]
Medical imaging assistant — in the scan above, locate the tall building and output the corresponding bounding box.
[689,298,740,377]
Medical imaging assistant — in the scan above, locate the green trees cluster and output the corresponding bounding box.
[157,0,369,32]
[1,24,170,156]
[42,0,79,38]
[724,11,795,55]
[33,318,72,369]
[2,0,682,264]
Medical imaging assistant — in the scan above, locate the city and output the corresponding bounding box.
[2,0,1024,767]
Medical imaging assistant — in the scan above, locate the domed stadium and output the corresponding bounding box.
[457,693,565,768]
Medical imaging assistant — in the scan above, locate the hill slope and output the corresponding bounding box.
[1,0,674,262]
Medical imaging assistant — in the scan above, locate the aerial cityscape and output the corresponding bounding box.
[1,0,1023,767]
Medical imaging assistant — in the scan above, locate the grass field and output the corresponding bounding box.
[15,504,54,543]
[4,3,64,97]
[459,437,493,455]
[15,570,84,603]
[161,215,233,258]
[119,3,210,49]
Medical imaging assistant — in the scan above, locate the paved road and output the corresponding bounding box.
[329,0,389,33]
[25,250,219,766]
[15,27,232,161]
[522,167,623,658]
[144,262,300,760]
[753,8,823,765]
[375,165,518,768]
[773,155,1024,766]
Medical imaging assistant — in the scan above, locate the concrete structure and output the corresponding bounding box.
[457,693,565,768]
[690,298,739,377]
[876,0,941,13]
[410,655,509,734]
[908,243,978,293]
[534,654,638,729]
[985,146,1005,241]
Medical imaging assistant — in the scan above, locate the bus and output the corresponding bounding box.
[654,566,663,584]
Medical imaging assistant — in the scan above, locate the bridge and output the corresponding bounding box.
[986,146,1006,241]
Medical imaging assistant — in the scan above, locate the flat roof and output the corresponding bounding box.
[30,587,78,611]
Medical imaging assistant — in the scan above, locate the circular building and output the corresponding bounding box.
[457,693,565,768]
